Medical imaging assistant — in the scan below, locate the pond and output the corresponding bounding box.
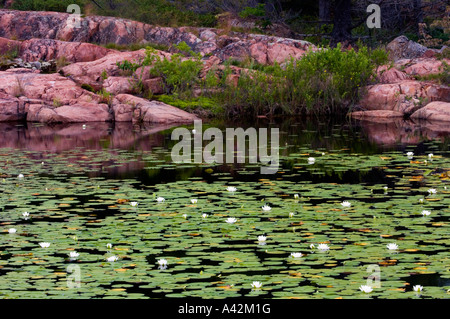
[0,117,449,299]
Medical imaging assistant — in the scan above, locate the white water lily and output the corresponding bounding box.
[262,204,272,211]
[310,244,315,249]
[294,193,299,199]
[289,212,295,218]
[69,251,79,258]
[157,259,168,266]
[419,198,424,204]
[227,186,237,192]
[190,199,198,204]
[257,235,267,242]
[386,243,398,250]
[106,255,118,262]
[225,217,237,224]
[251,281,262,289]
[359,285,373,293]
[413,285,423,292]
[341,201,351,208]
[290,252,303,258]
[130,201,138,207]
[39,242,51,248]
[322,152,325,156]
[421,210,431,216]
[308,157,315,164]
[406,151,414,157]
[8,228,17,234]
[156,197,165,203]
[18,174,24,179]
[202,213,208,218]
[383,186,388,191]
[428,153,433,159]
[106,243,112,249]
[317,243,330,251]
[427,188,437,195]
[22,212,29,218]
[182,214,188,219]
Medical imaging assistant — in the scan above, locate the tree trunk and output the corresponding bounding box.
[413,0,423,24]
[319,0,331,25]
[330,0,353,47]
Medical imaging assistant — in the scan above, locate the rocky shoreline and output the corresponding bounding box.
[0,9,449,124]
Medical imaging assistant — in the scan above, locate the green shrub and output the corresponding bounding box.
[144,42,203,98]
[217,44,389,117]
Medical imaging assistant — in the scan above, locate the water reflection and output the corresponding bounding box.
[0,117,448,154]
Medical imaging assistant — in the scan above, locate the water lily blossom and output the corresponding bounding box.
[130,201,138,207]
[39,242,51,248]
[421,210,431,216]
[294,193,299,199]
[157,259,168,266]
[190,199,198,204]
[182,214,188,219]
[69,251,79,258]
[225,217,237,224]
[413,285,423,292]
[406,152,414,158]
[106,255,118,262]
[251,281,262,289]
[289,212,295,218]
[317,243,330,251]
[257,235,267,242]
[419,198,424,204]
[18,174,24,179]
[227,186,237,192]
[22,212,29,218]
[156,197,165,203]
[262,204,272,211]
[386,243,398,250]
[341,201,351,208]
[202,213,208,218]
[359,285,373,293]
[308,157,315,164]
[8,228,17,234]
[428,153,433,159]
[106,243,112,249]
[427,188,437,195]
[290,253,303,258]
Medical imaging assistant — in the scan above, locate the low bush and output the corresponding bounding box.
[216,44,389,117]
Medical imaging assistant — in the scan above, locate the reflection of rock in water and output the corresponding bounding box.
[0,122,179,176]
[354,117,450,146]
[0,122,177,151]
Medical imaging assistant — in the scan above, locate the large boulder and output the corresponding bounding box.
[400,58,450,77]
[386,36,428,62]
[410,101,450,122]
[113,94,199,124]
[0,68,100,105]
[0,92,26,121]
[61,49,171,91]
[27,103,112,123]
[360,80,450,114]
[19,38,112,63]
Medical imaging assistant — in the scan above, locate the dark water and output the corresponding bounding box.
[1,117,448,180]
